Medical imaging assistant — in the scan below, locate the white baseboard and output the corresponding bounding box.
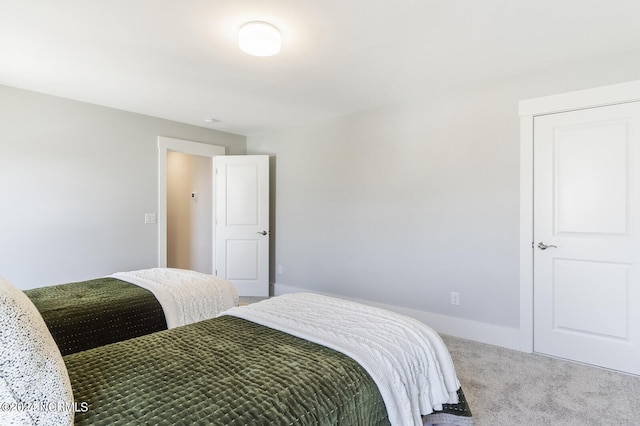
[273,283,522,352]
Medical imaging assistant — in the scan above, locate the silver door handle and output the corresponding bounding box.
[257,230,270,236]
[537,242,557,250]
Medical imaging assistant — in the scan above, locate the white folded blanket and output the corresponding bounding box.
[220,293,461,426]
[111,268,238,328]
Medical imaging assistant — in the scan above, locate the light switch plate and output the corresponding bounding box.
[145,213,157,224]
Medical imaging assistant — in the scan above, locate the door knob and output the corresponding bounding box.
[257,230,270,236]
[537,242,557,250]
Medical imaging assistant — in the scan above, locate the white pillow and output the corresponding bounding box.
[0,276,74,425]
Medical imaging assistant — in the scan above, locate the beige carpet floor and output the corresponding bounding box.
[441,335,640,426]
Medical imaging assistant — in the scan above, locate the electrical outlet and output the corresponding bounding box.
[450,292,460,306]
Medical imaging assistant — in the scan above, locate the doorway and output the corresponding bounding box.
[157,137,225,270]
[166,151,213,273]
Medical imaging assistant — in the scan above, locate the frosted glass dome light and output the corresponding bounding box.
[238,21,281,57]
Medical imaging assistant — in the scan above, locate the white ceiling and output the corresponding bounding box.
[1,0,640,135]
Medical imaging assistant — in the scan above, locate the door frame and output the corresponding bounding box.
[157,136,226,269]
[518,80,640,353]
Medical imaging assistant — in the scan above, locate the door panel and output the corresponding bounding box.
[534,101,640,375]
[554,122,629,235]
[226,164,259,225]
[552,259,630,339]
[225,240,259,280]
[215,155,269,297]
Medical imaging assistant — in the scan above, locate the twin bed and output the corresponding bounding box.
[24,268,238,355]
[1,270,473,426]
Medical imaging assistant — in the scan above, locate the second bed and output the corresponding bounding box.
[25,268,238,355]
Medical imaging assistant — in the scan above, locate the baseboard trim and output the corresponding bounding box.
[273,283,522,351]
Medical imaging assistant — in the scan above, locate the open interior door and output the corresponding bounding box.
[215,155,269,297]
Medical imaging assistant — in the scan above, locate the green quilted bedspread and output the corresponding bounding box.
[64,316,471,425]
[25,277,167,356]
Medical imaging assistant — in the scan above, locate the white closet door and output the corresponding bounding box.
[533,101,640,374]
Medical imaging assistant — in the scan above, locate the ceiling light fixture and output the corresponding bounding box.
[238,21,281,57]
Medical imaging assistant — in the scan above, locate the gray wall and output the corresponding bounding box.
[247,51,640,333]
[0,85,245,289]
